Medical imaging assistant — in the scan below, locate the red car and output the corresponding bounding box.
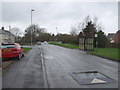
[1,43,24,60]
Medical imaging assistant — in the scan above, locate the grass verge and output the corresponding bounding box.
[23,47,32,53]
[49,42,119,61]
[89,48,119,61]
[49,42,79,49]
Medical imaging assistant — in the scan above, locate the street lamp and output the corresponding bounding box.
[56,27,58,41]
[31,9,34,24]
[31,9,34,46]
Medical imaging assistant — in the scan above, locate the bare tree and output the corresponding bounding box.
[97,22,104,31]
[10,27,22,36]
[85,15,91,24]
[70,24,78,36]
[10,27,23,41]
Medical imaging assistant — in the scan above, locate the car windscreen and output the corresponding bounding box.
[1,44,15,49]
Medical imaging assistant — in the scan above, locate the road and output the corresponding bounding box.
[41,43,118,88]
[3,44,118,88]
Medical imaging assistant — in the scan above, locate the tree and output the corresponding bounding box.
[83,20,97,37]
[10,27,23,42]
[70,24,78,36]
[78,32,84,38]
[23,24,46,44]
[20,24,54,44]
[77,15,108,48]
[97,30,108,47]
[51,34,55,41]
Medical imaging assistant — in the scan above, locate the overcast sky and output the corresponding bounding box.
[1,1,118,35]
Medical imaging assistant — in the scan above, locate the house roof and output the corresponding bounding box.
[117,30,120,33]
[113,30,120,38]
[0,29,14,36]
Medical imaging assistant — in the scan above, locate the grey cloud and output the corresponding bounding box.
[118,2,120,30]
[1,2,118,34]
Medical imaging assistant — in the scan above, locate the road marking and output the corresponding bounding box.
[44,56,54,59]
[91,78,106,84]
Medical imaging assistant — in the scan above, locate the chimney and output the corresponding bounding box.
[2,27,4,30]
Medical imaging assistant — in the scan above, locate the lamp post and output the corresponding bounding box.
[56,27,58,41]
[31,9,34,46]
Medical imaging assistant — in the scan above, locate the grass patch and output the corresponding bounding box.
[23,48,32,53]
[89,48,119,61]
[49,42,119,61]
[49,42,79,49]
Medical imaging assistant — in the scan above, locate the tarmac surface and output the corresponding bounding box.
[2,43,119,88]
[3,45,44,88]
[41,43,118,88]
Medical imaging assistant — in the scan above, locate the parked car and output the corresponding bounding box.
[1,43,24,60]
[44,41,47,44]
[37,42,41,45]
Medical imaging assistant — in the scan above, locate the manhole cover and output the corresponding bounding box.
[70,71,116,85]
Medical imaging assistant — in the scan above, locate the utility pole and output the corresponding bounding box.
[56,27,58,41]
[31,9,34,46]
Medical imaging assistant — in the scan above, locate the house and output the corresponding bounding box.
[107,33,115,43]
[107,30,120,48]
[0,27,15,44]
[112,30,120,44]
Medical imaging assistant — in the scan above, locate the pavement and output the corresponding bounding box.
[0,67,2,90]
[2,43,119,88]
[3,45,44,88]
[0,59,1,90]
[3,60,15,70]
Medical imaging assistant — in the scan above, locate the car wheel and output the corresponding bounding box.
[22,53,24,57]
[2,58,6,61]
[17,54,21,60]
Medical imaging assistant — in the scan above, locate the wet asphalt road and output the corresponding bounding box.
[41,43,118,88]
[3,44,118,88]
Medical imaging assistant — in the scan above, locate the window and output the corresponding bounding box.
[1,44,15,49]
[17,44,21,49]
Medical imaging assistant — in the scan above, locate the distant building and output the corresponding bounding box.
[0,27,15,44]
[112,30,120,44]
[107,33,115,43]
[107,30,120,48]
